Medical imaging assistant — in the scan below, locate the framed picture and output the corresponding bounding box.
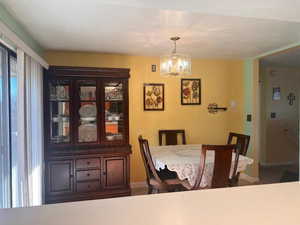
[144,83,164,111]
[181,79,201,105]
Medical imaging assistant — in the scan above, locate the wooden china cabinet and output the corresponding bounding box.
[43,66,131,204]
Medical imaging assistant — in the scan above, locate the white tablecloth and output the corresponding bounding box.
[150,144,253,187]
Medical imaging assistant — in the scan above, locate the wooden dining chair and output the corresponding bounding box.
[180,144,238,190]
[138,135,182,193]
[227,132,250,186]
[158,129,186,146]
[227,132,250,156]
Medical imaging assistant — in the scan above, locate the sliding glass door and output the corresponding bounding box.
[0,44,17,208]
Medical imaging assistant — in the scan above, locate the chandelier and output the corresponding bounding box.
[160,36,191,76]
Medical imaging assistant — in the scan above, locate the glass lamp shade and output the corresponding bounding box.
[160,53,191,76]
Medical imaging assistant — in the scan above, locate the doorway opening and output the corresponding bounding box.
[259,48,300,184]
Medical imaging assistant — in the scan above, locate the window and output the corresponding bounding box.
[0,43,17,208]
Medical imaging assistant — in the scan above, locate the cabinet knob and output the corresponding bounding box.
[103,171,107,175]
[87,173,90,176]
[87,161,90,165]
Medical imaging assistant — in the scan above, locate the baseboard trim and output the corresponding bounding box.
[259,161,296,167]
[240,173,260,183]
[130,181,147,189]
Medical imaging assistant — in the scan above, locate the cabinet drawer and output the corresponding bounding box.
[76,158,100,169]
[76,170,100,182]
[76,181,100,192]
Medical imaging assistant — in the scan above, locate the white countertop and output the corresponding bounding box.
[0,182,299,225]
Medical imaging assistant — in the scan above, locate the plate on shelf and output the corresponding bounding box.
[78,124,97,142]
[81,117,96,122]
[106,135,115,141]
[106,134,123,141]
[79,104,97,117]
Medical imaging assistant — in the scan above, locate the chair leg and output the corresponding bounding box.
[152,188,160,194]
[229,177,239,187]
[149,186,169,194]
[148,186,153,194]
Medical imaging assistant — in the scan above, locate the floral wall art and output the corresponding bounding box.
[181,79,201,105]
[144,83,164,111]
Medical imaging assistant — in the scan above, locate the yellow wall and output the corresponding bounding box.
[44,51,245,182]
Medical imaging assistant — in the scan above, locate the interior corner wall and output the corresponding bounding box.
[243,59,259,178]
[228,62,245,134]
[259,63,267,164]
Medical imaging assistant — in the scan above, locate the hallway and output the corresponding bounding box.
[259,164,299,184]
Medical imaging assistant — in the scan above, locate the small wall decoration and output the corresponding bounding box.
[208,103,227,114]
[151,65,156,72]
[181,79,201,105]
[287,92,296,106]
[272,87,281,100]
[144,83,164,111]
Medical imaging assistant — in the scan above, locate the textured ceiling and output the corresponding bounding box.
[2,0,300,58]
[261,47,300,68]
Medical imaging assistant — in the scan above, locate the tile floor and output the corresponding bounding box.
[259,164,299,184]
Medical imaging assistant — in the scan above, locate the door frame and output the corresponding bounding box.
[249,46,300,181]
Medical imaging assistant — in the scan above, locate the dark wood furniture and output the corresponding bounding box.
[227,132,250,186]
[138,135,182,193]
[44,66,131,204]
[158,129,186,146]
[180,144,238,190]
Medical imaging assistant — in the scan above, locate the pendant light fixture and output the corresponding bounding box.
[160,36,191,76]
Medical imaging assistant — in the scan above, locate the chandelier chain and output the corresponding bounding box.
[170,36,180,54]
[173,39,177,54]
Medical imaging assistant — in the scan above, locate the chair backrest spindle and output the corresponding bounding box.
[159,129,186,146]
[227,132,250,156]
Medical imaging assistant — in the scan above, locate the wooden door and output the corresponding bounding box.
[47,160,74,195]
[102,157,127,189]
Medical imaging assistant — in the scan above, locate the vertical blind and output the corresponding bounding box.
[0,45,44,208]
[24,54,44,206]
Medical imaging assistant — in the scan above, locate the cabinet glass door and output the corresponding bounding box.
[78,80,98,143]
[49,80,70,144]
[104,81,124,142]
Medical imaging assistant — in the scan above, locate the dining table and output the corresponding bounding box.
[150,144,254,188]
